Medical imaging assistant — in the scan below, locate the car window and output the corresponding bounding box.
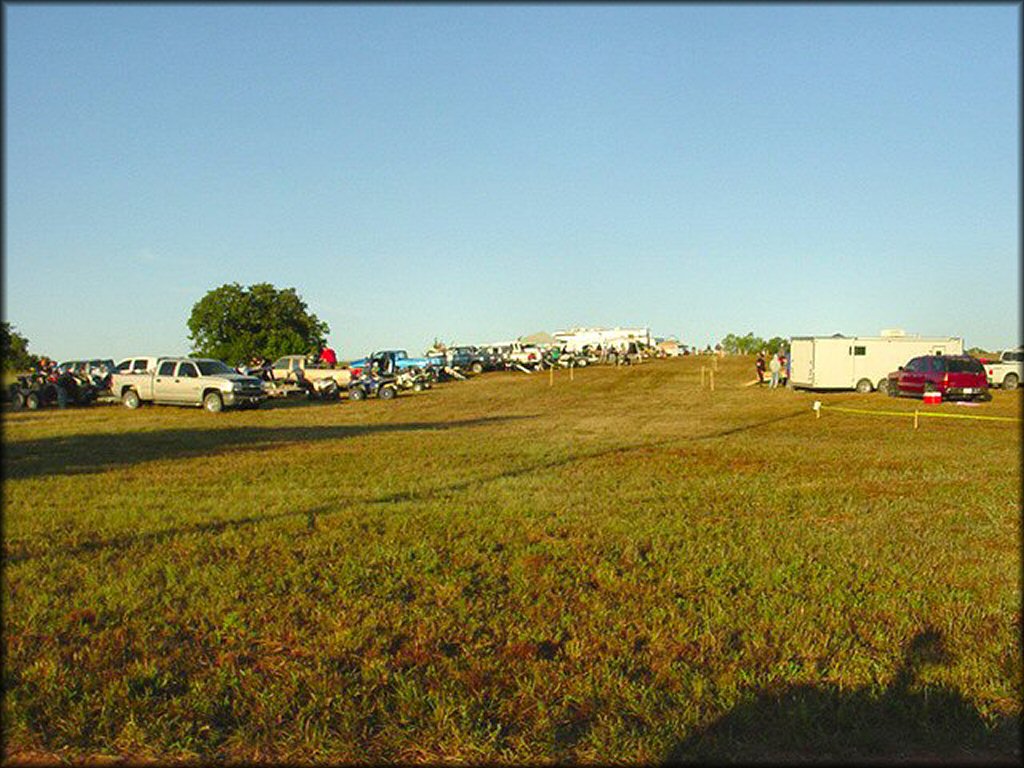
[948,357,984,374]
[116,360,132,372]
[272,357,289,370]
[158,361,177,376]
[132,359,149,372]
[926,357,943,373]
[178,362,199,378]
[196,360,233,375]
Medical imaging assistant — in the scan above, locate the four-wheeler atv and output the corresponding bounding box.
[396,369,433,393]
[347,372,399,401]
[8,371,99,410]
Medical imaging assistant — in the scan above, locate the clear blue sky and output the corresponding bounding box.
[4,3,1019,361]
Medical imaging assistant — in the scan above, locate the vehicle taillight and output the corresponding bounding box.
[943,373,949,386]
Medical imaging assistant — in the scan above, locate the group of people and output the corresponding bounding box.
[755,349,788,389]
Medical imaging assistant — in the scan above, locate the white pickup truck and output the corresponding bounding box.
[983,349,1023,390]
[115,357,266,412]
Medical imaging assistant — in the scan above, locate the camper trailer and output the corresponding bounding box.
[553,327,653,353]
[788,331,963,393]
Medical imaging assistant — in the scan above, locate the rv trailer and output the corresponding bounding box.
[553,327,653,353]
[788,331,963,393]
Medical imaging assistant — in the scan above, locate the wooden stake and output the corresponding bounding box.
[570,361,574,381]
[701,367,706,387]
[710,369,715,391]
[914,409,919,429]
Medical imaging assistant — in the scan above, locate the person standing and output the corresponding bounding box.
[769,353,781,389]
[319,345,337,368]
[755,351,766,385]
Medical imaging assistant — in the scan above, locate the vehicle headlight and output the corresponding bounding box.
[229,382,242,392]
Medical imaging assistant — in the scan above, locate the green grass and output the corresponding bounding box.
[2,356,1020,763]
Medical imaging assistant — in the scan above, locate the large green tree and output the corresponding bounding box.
[1,322,40,372]
[187,283,329,365]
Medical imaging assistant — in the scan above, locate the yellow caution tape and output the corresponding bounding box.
[817,404,1019,423]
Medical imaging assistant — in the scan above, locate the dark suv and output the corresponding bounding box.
[887,355,990,401]
[447,346,488,374]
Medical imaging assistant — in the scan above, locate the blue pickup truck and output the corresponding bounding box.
[347,349,445,377]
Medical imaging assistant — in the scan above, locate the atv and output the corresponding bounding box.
[347,372,399,401]
[8,371,98,410]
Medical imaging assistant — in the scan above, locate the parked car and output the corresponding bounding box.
[58,359,116,391]
[886,355,990,401]
[446,346,488,374]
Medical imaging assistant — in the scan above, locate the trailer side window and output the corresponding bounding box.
[853,346,866,356]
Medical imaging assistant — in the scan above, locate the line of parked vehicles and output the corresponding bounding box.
[7,340,1017,413]
[4,340,648,413]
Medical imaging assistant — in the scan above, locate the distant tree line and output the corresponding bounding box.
[718,332,787,356]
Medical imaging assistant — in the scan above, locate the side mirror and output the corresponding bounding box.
[898,366,904,371]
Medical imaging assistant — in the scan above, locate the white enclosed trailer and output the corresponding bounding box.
[788,332,963,393]
[553,327,652,352]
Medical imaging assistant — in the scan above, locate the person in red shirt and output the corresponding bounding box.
[319,345,337,368]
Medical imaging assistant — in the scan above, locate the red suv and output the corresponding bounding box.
[887,355,990,401]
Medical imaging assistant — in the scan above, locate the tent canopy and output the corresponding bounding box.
[520,331,557,346]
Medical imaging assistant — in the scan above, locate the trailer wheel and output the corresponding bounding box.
[470,361,483,374]
[203,391,224,413]
[1002,373,1018,390]
[412,381,424,392]
[25,392,41,410]
[122,389,141,409]
[379,385,397,400]
[875,378,890,396]
[855,378,873,394]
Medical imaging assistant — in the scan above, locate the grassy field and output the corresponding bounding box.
[2,355,1020,763]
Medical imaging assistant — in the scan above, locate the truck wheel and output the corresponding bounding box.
[1003,373,1018,390]
[12,391,25,410]
[379,385,397,400]
[25,392,41,410]
[607,352,618,366]
[203,392,224,413]
[855,378,873,394]
[875,378,889,395]
[122,389,141,409]
[349,387,366,401]
[412,381,424,392]
[470,362,483,374]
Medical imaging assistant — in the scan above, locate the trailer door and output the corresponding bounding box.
[789,339,815,387]
[812,339,856,388]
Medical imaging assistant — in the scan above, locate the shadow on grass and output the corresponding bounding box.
[1,416,533,481]
[665,627,1020,764]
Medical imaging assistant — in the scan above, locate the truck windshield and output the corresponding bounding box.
[197,360,235,375]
